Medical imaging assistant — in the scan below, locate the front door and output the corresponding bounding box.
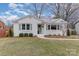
[37,24,43,34]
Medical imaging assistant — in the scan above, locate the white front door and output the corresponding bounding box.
[37,24,44,34]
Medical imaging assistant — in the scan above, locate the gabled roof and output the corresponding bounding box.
[13,15,67,24]
[13,15,45,23]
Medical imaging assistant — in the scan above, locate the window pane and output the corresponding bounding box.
[27,24,30,30]
[22,24,25,30]
[48,25,50,30]
[51,25,56,30]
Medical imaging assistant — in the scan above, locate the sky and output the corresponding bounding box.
[0,3,52,26]
[0,3,24,26]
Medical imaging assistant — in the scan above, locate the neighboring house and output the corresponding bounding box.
[13,16,68,37]
[0,21,10,37]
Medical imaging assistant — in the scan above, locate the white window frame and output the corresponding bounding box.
[22,24,26,30]
[19,24,32,30]
[47,24,59,30]
[26,24,32,30]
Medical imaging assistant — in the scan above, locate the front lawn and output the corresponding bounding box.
[0,37,79,56]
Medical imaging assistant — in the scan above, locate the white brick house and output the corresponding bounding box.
[13,16,67,37]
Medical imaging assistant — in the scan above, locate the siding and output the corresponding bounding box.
[13,17,67,36]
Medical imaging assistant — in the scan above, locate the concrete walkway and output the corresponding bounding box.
[37,35,79,40]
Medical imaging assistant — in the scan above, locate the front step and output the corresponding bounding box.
[37,34,44,38]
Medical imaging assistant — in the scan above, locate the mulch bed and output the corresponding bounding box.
[44,35,79,39]
[44,35,66,38]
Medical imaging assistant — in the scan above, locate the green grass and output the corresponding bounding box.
[0,37,79,56]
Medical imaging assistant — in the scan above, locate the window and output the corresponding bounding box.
[27,24,30,30]
[48,25,50,30]
[47,24,57,30]
[22,24,25,30]
[26,24,32,30]
[21,24,32,30]
[51,25,56,30]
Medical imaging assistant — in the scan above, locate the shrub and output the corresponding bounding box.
[53,34,56,36]
[9,29,13,37]
[67,29,70,36]
[71,30,76,35]
[48,34,52,36]
[29,33,33,37]
[24,33,28,37]
[19,33,23,37]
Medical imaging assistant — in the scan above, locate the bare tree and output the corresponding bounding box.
[62,4,79,22]
[48,3,79,21]
[48,3,79,35]
[31,3,45,18]
[16,3,46,19]
[49,3,79,25]
[61,3,79,35]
